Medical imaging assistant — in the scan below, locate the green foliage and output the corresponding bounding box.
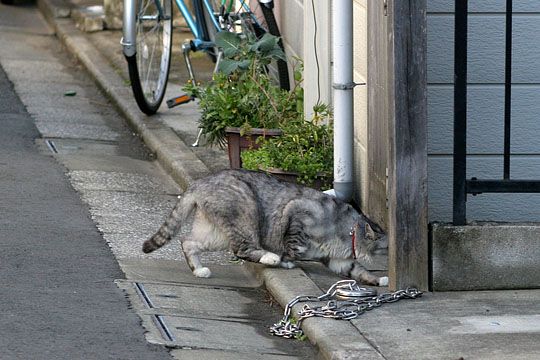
[241,104,333,189]
[184,32,299,147]
[185,32,333,187]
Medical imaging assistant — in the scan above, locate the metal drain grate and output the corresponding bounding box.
[154,315,175,342]
[134,282,154,308]
[134,282,175,342]
[45,139,58,153]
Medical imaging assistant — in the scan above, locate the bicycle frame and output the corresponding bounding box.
[122,0,268,57]
[176,0,218,50]
[177,0,262,51]
[122,0,214,57]
[122,0,137,57]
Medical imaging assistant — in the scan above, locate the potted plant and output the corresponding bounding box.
[240,103,333,190]
[184,31,303,168]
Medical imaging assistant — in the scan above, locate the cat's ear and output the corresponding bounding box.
[365,223,376,239]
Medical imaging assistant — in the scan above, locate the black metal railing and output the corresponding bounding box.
[453,0,540,225]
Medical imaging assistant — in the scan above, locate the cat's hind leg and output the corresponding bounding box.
[181,239,211,278]
[202,190,282,266]
[181,211,229,278]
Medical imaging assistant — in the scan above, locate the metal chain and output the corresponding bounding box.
[270,280,422,339]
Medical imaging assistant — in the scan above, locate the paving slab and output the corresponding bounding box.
[139,283,261,316]
[0,2,53,35]
[159,315,289,353]
[352,290,540,360]
[35,120,120,140]
[119,261,260,288]
[1,58,80,84]
[38,138,121,155]
[116,262,316,359]
[170,349,299,360]
[55,154,164,173]
[68,169,179,194]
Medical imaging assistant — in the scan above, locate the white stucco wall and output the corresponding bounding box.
[279,0,369,209]
[275,0,303,60]
[428,0,540,222]
[352,0,369,210]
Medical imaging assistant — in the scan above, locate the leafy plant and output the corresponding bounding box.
[241,103,333,189]
[184,32,303,147]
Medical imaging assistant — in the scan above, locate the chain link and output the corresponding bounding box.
[270,280,422,339]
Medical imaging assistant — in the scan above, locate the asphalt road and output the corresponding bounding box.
[0,5,171,360]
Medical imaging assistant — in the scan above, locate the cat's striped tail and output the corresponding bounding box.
[142,193,196,253]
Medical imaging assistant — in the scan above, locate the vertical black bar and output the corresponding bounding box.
[453,0,468,225]
[503,0,513,179]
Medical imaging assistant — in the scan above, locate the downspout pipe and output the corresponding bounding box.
[331,0,354,202]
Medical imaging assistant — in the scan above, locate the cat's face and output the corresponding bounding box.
[352,222,388,262]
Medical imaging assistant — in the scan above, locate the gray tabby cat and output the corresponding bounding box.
[143,170,388,286]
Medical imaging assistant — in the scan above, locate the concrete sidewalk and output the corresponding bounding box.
[37,1,540,359]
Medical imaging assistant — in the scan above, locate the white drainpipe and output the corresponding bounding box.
[328,0,354,201]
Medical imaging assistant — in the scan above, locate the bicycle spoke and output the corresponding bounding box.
[144,28,159,98]
[137,13,164,101]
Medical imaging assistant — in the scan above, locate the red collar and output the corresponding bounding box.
[350,224,358,260]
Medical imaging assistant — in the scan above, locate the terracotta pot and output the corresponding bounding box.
[225,127,282,169]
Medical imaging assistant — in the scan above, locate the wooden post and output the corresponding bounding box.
[367,0,390,229]
[386,0,429,291]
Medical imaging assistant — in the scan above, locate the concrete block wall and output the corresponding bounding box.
[428,0,540,222]
[431,222,540,290]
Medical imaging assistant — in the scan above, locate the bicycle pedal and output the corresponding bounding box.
[167,94,194,108]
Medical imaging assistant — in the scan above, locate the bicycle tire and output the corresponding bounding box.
[197,0,290,91]
[126,0,173,115]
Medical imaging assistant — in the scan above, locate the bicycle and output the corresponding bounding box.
[121,0,290,115]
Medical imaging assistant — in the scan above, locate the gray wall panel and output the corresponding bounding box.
[427,3,540,221]
[429,156,540,221]
[428,86,540,154]
[429,0,540,13]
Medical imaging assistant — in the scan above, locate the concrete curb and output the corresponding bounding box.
[37,2,375,358]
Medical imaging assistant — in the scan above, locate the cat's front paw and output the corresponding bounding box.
[259,252,281,266]
[279,261,296,269]
[193,267,212,278]
[378,276,389,287]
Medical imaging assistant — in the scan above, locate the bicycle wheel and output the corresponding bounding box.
[198,0,290,91]
[126,0,173,115]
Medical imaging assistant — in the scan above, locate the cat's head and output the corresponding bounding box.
[352,221,388,262]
